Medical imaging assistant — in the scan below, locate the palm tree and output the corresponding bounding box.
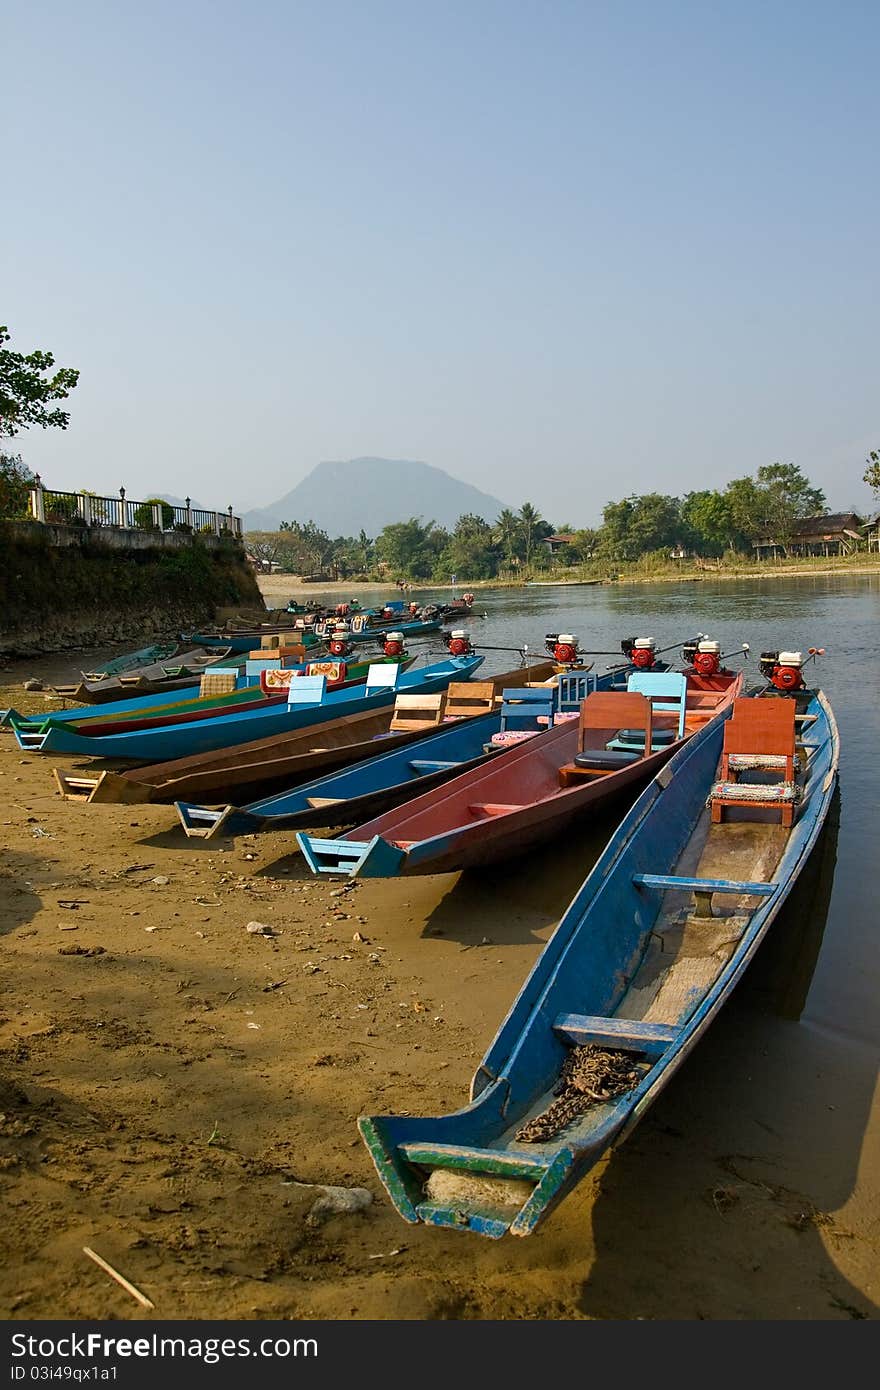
[518,502,545,569]
[493,508,520,569]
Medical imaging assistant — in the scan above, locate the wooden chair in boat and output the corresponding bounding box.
[709,697,798,827]
[556,671,596,714]
[485,687,557,750]
[557,691,653,786]
[442,681,496,721]
[617,672,688,747]
[388,692,446,732]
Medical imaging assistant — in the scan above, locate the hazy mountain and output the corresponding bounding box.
[242,458,508,535]
[156,493,210,511]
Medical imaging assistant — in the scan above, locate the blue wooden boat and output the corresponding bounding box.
[14,656,485,761]
[185,628,322,653]
[55,663,559,807]
[358,687,839,1238]
[334,616,442,644]
[3,653,408,735]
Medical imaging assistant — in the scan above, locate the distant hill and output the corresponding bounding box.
[242,458,508,536]
[156,494,210,511]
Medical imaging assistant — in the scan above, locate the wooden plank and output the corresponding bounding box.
[553,1012,678,1059]
[398,1142,547,1180]
[633,873,776,896]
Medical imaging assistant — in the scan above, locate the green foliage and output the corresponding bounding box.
[374,517,448,579]
[133,497,174,530]
[681,490,738,555]
[863,449,880,498]
[753,462,827,545]
[0,325,80,438]
[0,452,34,518]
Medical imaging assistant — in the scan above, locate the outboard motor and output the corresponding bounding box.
[328,625,353,658]
[335,602,350,617]
[462,592,475,606]
[626,637,657,670]
[545,633,579,667]
[409,601,419,615]
[383,631,407,658]
[681,638,699,667]
[692,639,722,677]
[445,629,473,657]
[759,650,806,693]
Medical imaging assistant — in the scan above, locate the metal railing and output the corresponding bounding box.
[26,479,243,537]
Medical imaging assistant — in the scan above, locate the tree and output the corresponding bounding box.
[864,449,880,499]
[439,513,498,581]
[492,508,521,568]
[681,490,737,555]
[518,502,551,569]
[375,517,448,578]
[0,325,79,438]
[0,452,34,518]
[754,462,827,551]
[597,496,637,560]
[627,493,683,555]
[245,531,286,568]
[723,475,765,546]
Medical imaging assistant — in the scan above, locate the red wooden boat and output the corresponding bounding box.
[297,669,743,879]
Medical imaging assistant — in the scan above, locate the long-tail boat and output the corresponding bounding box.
[16,655,485,761]
[49,647,238,704]
[174,667,604,839]
[358,679,838,1238]
[297,668,743,879]
[54,662,558,807]
[4,654,411,736]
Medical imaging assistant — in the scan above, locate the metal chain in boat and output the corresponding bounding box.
[515,1045,641,1143]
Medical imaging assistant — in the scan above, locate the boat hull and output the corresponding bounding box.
[297,672,743,877]
[24,656,485,761]
[358,689,839,1237]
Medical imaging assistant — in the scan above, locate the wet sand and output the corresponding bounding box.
[1,646,877,1320]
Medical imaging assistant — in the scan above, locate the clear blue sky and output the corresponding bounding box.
[5,1,879,525]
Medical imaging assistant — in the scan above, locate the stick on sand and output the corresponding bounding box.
[82,1246,155,1310]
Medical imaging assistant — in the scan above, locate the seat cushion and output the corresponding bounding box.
[489,730,538,746]
[574,748,642,770]
[616,727,675,746]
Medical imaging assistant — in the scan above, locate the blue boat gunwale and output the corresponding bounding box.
[358,687,840,1238]
[15,655,486,761]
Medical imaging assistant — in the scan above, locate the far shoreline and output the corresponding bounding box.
[257,560,880,602]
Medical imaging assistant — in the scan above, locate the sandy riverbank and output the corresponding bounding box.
[1,647,877,1321]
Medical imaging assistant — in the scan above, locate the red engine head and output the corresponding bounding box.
[692,650,721,676]
[383,635,406,658]
[631,647,656,669]
[328,632,352,657]
[770,665,805,692]
[445,630,473,657]
[553,643,577,666]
